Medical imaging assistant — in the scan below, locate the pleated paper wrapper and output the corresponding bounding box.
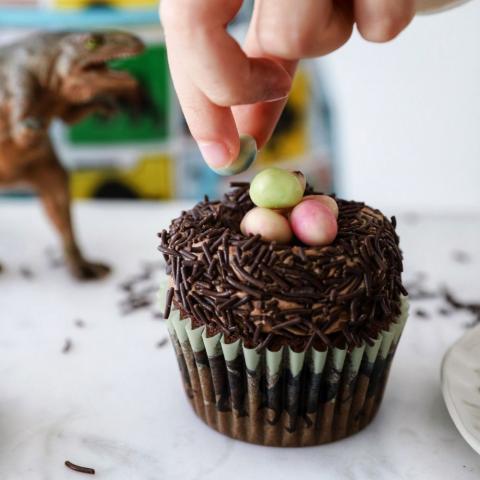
[160,282,409,447]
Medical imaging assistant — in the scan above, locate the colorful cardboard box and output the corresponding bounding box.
[0,4,336,200]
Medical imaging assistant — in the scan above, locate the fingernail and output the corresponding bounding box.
[210,135,258,176]
[198,141,231,169]
[263,91,289,103]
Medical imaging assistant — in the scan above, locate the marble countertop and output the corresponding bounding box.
[1,200,479,480]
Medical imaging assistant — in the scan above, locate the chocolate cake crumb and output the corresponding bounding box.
[156,337,168,348]
[65,460,95,475]
[438,307,451,316]
[74,319,85,328]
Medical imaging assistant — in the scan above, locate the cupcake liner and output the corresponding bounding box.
[161,284,409,447]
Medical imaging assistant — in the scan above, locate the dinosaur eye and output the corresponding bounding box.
[85,34,104,51]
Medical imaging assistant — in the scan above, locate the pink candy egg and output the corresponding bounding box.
[303,195,339,218]
[290,199,338,246]
[241,207,292,243]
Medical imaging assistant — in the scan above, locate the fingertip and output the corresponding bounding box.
[198,137,240,169]
[357,16,410,42]
[355,0,415,43]
[208,135,257,176]
[198,141,231,168]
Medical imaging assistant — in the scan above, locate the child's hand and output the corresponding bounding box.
[160,0,414,170]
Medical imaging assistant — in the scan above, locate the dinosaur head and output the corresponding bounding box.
[55,31,145,104]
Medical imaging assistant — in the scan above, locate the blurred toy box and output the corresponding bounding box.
[0,1,336,200]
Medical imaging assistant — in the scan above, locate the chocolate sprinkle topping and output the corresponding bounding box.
[159,184,405,351]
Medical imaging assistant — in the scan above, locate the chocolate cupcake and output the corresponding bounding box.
[158,182,408,447]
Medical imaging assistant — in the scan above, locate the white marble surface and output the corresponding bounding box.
[1,200,480,480]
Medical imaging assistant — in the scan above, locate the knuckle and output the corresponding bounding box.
[203,71,250,106]
[160,0,196,30]
[258,27,323,59]
[159,0,177,28]
[206,84,244,106]
[334,23,354,50]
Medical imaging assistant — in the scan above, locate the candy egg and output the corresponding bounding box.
[290,199,338,246]
[210,134,257,176]
[250,167,305,209]
[303,195,339,218]
[292,171,306,191]
[240,207,292,243]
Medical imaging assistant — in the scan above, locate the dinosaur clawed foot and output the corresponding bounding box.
[69,258,111,281]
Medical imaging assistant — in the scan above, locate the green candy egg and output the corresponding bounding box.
[249,168,305,209]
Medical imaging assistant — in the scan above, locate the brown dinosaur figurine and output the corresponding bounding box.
[0,31,144,279]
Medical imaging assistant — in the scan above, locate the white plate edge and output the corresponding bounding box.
[441,324,480,456]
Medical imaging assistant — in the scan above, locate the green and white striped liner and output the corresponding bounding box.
[160,277,409,377]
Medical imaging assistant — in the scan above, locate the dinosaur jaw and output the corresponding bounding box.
[61,65,139,103]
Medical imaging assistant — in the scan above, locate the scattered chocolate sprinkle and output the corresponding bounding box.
[403,212,420,224]
[404,274,439,301]
[74,319,85,328]
[414,308,429,319]
[117,261,165,318]
[156,337,169,348]
[444,288,480,317]
[19,266,34,279]
[404,273,480,327]
[452,250,471,264]
[159,183,405,351]
[62,338,72,354]
[65,460,95,475]
[45,246,64,269]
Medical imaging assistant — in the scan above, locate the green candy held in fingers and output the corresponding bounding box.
[250,167,306,209]
[210,134,257,176]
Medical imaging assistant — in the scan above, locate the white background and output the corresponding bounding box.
[322,0,480,212]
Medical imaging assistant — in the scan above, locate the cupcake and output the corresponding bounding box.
[158,174,408,447]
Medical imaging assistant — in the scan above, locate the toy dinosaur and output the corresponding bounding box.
[0,31,144,279]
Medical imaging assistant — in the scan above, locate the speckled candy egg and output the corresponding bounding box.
[249,168,306,209]
[302,194,339,218]
[240,207,292,243]
[290,199,338,246]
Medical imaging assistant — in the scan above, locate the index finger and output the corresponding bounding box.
[161,0,292,169]
[161,0,291,106]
